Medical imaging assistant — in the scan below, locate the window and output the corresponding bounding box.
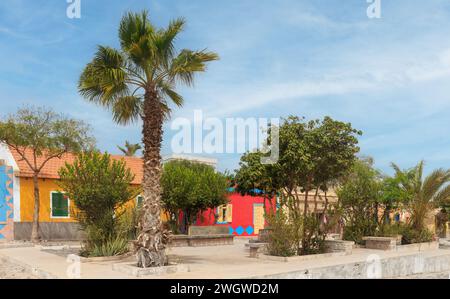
[136,195,144,208]
[217,204,232,224]
[51,192,69,218]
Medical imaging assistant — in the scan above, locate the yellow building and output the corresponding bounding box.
[0,144,149,240]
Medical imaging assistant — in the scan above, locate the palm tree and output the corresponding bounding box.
[391,161,450,231]
[78,11,219,267]
[117,141,142,156]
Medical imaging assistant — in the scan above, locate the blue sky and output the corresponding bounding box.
[1,0,450,174]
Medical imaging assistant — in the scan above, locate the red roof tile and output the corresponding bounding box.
[9,147,143,185]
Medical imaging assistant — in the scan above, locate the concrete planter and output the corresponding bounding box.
[324,239,354,255]
[76,252,134,263]
[363,236,397,250]
[258,251,347,263]
[112,262,189,277]
[363,236,439,252]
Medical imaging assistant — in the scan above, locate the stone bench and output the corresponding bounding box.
[170,234,234,247]
[248,243,268,258]
[324,239,354,255]
[188,226,229,236]
[363,236,397,251]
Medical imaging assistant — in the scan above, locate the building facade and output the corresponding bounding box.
[0,143,273,240]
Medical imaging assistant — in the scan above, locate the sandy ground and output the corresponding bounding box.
[0,259,37,279]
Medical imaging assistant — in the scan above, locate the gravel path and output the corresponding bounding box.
[0,259,37,279]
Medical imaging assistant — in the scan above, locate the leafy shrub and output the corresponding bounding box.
[343,220,377,245]
[161,160,229,234]
[117,206,141,241]
[375,223,402,238]
[265,211,300,257]
[301,214,327,255]
[399,225,433,244]
[375,223,433,244]
[58,151,137,256]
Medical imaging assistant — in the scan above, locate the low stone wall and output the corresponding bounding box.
[170,234,234,247]
[259,251,347,263]
[14,222,85,241]
[188,226,229,236]
[395,241,439,252]
[252,251,450,279]
[324,239,354,255]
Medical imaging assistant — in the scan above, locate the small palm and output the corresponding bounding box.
[117,141,141,156]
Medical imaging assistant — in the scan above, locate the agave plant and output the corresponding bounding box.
[78,11,218,267]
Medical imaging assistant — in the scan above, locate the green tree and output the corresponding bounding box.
[235,116,361,254]
[161,160,229,234]
[78,11,219,267]
[234,151,279,215]
[276,116,361,254]
[391,161,450,231]
[117,141,141,156]
[0,106,94,242]
[58,151,136,256]
[337,158,381,243]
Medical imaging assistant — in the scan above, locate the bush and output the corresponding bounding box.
[301,214,327,255]
[343,220,377,245]
[375,223,433,244]
[375,223,402,238]
[58,151,137,257]
[265,211,300,257]
[399,225,433,244]
[81,235,129,257]
[117,206,141,241]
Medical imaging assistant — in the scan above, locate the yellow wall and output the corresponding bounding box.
[20,177,76,223]
[19,177,170,223]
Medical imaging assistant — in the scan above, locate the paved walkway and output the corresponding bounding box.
[1,238,449,279]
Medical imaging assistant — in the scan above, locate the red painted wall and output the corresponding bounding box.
[193,193,275,236]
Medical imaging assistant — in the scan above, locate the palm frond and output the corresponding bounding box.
[112,96,143,125]
[168,49,219,86]
[422,168,450,202]
[432,184,450,207]
[79,46,129,105]
[154,18,185,69]
[159,82,184,107]
[119,11,154,51]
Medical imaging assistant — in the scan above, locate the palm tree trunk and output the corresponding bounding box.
[31,173,41,242]
[135,90,170,268]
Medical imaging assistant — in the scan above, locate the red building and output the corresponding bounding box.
[193,191,276,237]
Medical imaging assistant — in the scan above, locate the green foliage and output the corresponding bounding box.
[0,106,95,156]
[399,226,433,244]
[377,223,433,244]
[265,211,300,257]
[117,205,141,241]
[58,151,137,256]
[81,235,130,257]
[337,158,381,244]
[236,115,361,255]
[234,151,279,214]
[161,160,229,232]
[390,161,450,231]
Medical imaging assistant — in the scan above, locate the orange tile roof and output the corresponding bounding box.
[9,146,143,185]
